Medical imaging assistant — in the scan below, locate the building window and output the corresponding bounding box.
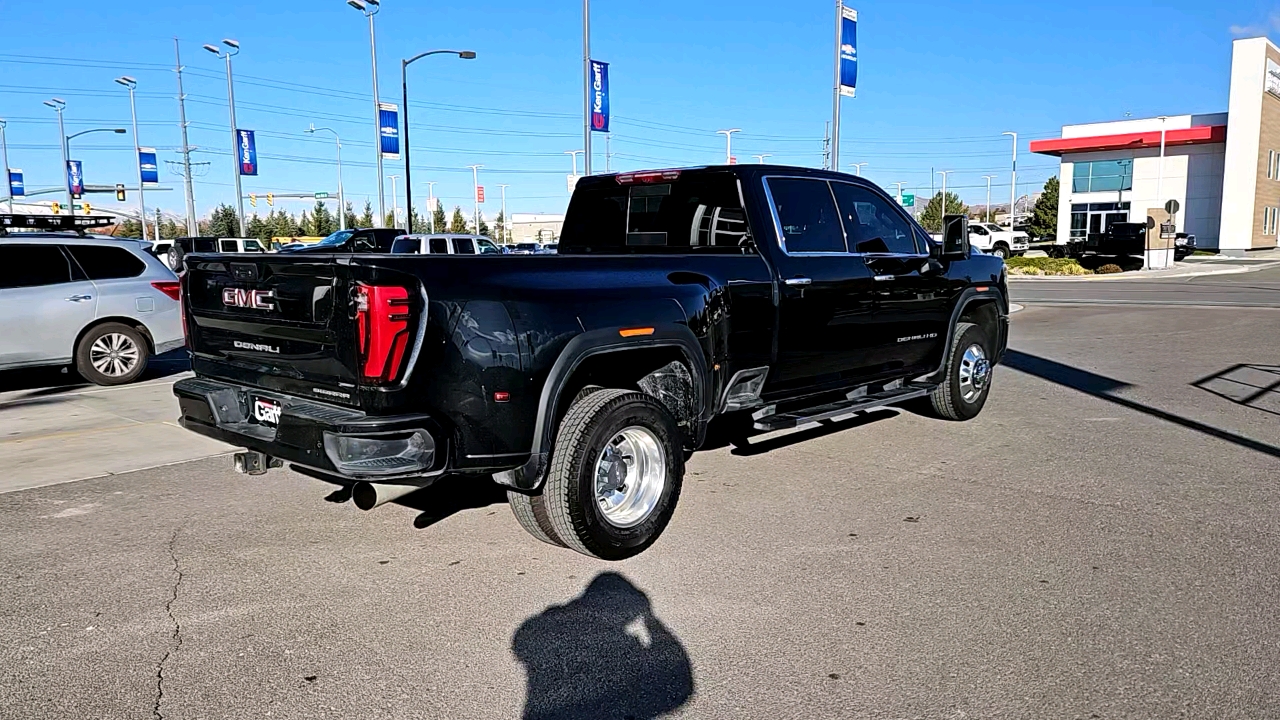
[1071,159,1134,193]
[1270,151,1275,180]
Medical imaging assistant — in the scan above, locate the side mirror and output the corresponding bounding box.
[940,214,970,260]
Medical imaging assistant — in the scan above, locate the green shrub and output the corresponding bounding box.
[1005,256,1090,275]
[1095,263,1124,274]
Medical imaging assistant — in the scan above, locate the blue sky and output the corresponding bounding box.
[0,0,1269,223]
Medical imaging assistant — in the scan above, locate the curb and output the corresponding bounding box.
[1007,262,1279,282]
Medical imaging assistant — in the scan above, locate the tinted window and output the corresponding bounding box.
[560,171,748,254]
[429,238,449,254]
[391,237,420,254]
[243,239,265,252]
[219,239,238,252]
[830,183,919,255]
[66,245,147,280]
[453,237,476,254]
[0,244,74,289]
[767,178,846,253]
[476,238,502,255]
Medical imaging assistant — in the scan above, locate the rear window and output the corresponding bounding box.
[391,237,420,254]
[66,245,147,280]
[0,244,74,289]
[559,171,751,254]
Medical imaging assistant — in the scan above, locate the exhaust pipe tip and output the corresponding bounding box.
[351,481,422,511]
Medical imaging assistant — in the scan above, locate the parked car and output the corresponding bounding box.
[0,218,184,385]
[168,236,269,271]
[511,242,542,255]
[966,222,1028,259]
[540,243,559,254]
[279,228,404,254]
[390,233,504,255]
[1174,233,1196,261]
[173,165,1008,560]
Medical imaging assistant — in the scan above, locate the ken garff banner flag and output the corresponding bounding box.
[139,148,159,184]
[839,6,857,97]
[66,160,84,198]
[237,130,258,176]
[379,102,400,159]
[590,60,610,132]
[7,169,22,197]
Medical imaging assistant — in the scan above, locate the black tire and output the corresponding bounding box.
[507,491,566,547]
[991,243,1010,260]
[167,244,185,272]
[928,322,993,421]
[75,322,150,386]
[572,384,605,404]
[543,389,684,560]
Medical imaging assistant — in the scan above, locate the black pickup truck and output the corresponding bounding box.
[173,166,1008,560]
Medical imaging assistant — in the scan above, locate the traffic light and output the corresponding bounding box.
[250,193,257,208]
[266,193,274,207]
[50,202,61,214]
[116,184,127,201]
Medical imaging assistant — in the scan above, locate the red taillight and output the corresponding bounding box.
[616,169,681,184]
[151,281,181,301]
[355,284,412,384]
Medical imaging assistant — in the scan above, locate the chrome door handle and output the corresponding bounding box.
[66,294,93,302]
[873,275,895,282]
[784,277,812,286]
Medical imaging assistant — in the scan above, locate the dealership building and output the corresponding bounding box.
[1031,36,1280,256]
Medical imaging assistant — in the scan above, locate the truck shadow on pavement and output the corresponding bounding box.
[1002,350,1280,460]
[724,409,899,456]
[513,571,695,720]
[1192,364,1280,417]
[316,473,509,530]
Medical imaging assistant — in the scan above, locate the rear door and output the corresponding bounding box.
[452,237,476,255]
[762,176,878,395]
[0,243,97,367]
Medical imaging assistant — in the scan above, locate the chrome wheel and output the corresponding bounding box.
[957,344,990,403]
[90,333,140,378]
[594,426,667,528]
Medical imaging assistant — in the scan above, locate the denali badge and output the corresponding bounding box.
[897,332,938,343]
[222,287,276,311]
[233,340,280,353]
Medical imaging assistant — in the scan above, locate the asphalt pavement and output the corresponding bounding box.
[2,280,1280,719]
[1009,263,1280,308]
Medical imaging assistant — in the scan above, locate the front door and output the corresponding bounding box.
[0,244,98,368]
[762,176,879,397]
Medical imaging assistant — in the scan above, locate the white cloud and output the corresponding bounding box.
[1230,12,1280,37]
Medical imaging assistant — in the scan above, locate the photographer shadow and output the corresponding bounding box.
[513,572,694,720]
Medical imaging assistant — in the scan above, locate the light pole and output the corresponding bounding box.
[115,77,147,240]
[582,0,592,176]
[387,173,400,228]
[307,124,345,230]
[204,39,246,236]
[753,154,771,164]
[936,170,951,229]
[850,162,867,176]
[468,164,483,234]
[348,0,386,227]
[716,129,741,165]
[402,49,476,235]
[43,99,71,214]
[890,181,906,205]
[1155,115,1168,212]
[426,180,437,232]
[63,127,127,215]
[0,118,10,212]
[982,175,996,223]
[565,150,583,176]
[1001,131,1017,228]
[498,183,509,243]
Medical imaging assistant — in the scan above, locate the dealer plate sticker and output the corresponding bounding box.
[252,398,282,427]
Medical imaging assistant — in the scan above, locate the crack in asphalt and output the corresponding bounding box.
[152,529,183,720]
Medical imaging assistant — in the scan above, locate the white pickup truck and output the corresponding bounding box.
[966,222,1029,259]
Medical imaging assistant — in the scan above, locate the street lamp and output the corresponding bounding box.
[1001,131,1017,228]
[936,170,951,229]
[1155,115,1168,211]
[890,181,907,206]
[425,180,437,232]
[307,124,345,230]
[387,173,400,228]
[468,164,483,234]
[716,129,740,165]
[114,76,148,240]
[402,49,476,234]
[982,175,996,223]
[498,183,509,243]
[565,150,583,176]
[348,0,386,227]
[850,162,867,176]
[753,154,771,164]
[0,118,10,213]
[43,98,72,214]
[204,39,246,236]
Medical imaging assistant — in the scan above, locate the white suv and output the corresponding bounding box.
[390,234,503,255]
[0,234,184,385]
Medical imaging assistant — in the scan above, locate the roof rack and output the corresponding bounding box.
[0,214,116,237]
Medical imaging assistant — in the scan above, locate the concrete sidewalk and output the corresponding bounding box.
[1008,259,1280,282]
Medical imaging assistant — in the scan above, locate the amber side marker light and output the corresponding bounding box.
[975,286,989,292]
[619,327,655,337]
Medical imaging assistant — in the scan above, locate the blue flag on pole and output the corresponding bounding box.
[67,160,83,198]
[7,169,22,197]
[839,7,857,97]
[590,60,610,132]
[237,130,258,176]
[379,103,400,159]
[139,148,159,184]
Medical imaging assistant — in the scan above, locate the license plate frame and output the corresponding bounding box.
[250,397,283,428]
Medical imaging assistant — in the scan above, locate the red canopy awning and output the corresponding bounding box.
[1029,125,1226,156]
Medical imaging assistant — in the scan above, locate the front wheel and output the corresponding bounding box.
[991,244,1010,260]
[928,322,993,421]
[76,322,150,386]
[542,389,684,560]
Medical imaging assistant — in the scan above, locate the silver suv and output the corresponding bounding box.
[0,233,185,385]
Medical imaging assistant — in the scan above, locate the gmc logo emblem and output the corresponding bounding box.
[222,287,276,311]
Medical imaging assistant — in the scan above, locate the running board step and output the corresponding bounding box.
[751,385,932,432]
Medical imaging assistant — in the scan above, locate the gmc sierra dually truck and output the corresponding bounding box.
[174,165,1008,560]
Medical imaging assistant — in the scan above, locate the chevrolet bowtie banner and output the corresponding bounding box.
[839,6,858,98]
[7,169,22,197]
[590,60,610,132]
[379,102,400,159]
[237,130,258,176]
[139,148,159,184]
